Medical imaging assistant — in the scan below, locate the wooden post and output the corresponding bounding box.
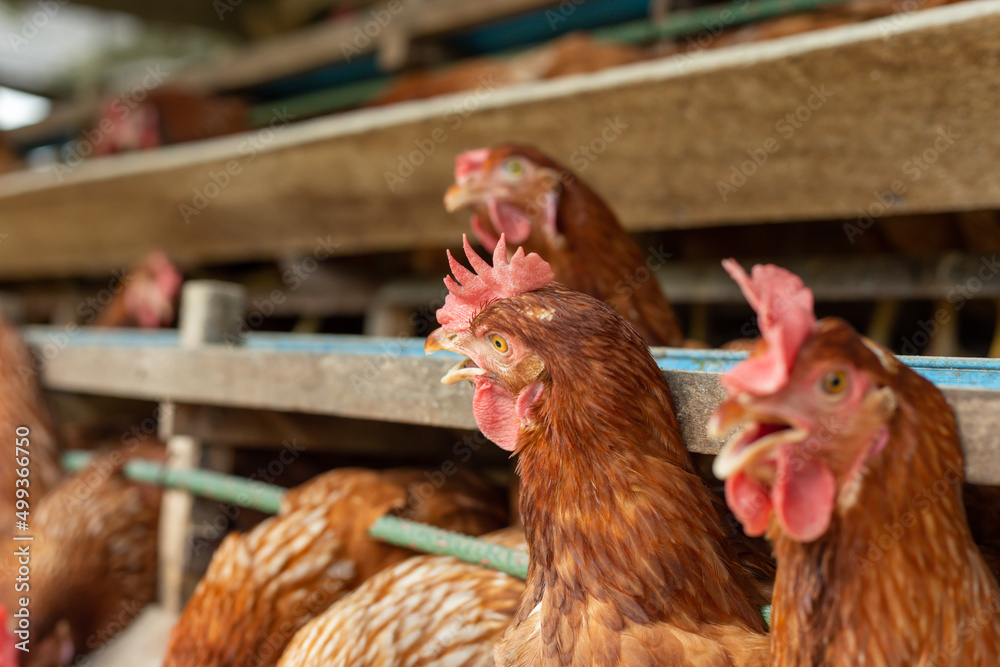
[158,281,246,613]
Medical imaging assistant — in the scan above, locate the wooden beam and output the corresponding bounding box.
[168,0,559,92]
[0,2,998,280]
[24,331,1000,484]
[169,403,512,465]
[297,253,1000,319]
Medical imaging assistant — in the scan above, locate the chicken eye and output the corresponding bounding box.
[501,158,525,180]
[820,370,849,396]
[490,334,509,354]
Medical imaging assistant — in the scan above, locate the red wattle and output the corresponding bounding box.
[488,200,532,245]
[472,381,520,452]
[773,447,836,543]
[470,214,500,253]
[725,472,773,537]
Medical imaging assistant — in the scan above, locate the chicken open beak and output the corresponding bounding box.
[708,397,809,481]
[444,183,479,212]
[425,327,487,385]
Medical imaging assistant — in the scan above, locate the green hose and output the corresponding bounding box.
[370,515,530,579]
[61,452,771,627]
[62,450,284,514]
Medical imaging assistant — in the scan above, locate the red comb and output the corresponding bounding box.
[1,606,17,667]
[146,251,183,297]
[436,234,554,331]
[454,148,491,185]
[720,260,816,396]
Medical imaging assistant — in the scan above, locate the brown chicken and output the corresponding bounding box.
[92,250,182,329]
[445,143,686,347]
[710,260,1000,665]
[1,446,162,667]
[278,526,527,666]
[163,467,507,667]
[425,237,768,665]
[92,88,247,155]
[0,315,62,537]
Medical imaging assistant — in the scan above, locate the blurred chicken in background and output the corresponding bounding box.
[1,445,163,667]
[92,88,248,156]
[93,250,183,329]
[0,316,62,536]
[164,467,508,667]
[445,143,688,347]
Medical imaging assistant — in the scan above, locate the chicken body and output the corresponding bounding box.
[0,316,61,536]
[426,238,768,665]
[278,527,526,666]
[164,468,507,667]
[712,262,1000,665]
[93,88,247,155]
[445,144,685,347]
[1,447,161,667]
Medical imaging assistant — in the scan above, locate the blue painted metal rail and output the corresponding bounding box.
[21,327,1000,392]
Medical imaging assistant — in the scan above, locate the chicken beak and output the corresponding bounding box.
[441,358,487,385]
[709,397,808,481]
[425,327,458,354]
[425,327,487,385]
[444,183,479,212]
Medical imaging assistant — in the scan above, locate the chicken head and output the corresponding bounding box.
[710,260,899,543]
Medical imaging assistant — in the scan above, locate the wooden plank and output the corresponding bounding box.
[25,334,1000,484]
[657,254,1000,303]
[1,2,999,280]
[294,253,1000,318]
[168,0,558,92]
[170,403,510,464]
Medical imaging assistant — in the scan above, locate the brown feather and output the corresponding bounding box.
[163,468,507,667]
[279,527,526,666]
[458,285,767,665]
[0,315,62,536]
[1,446,161,666]
[765,320,1000,665]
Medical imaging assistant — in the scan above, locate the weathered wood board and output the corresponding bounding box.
[27,336,1000,484]
[1,2,999,280]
